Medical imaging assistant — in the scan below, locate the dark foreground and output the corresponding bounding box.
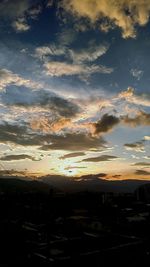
[0,181,150,266]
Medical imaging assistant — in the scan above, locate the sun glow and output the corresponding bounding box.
[60,167,80,177]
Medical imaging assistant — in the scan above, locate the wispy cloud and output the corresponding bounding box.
[64,166,86,170]
[35,45,66,59]
[35,42,109,63]
[135,169,150,176]
[44,61,113,78]
[81,155,118,162]
[35,42,112,81]
[59,152,86,160]
[132,162,150,167]
[69,44,109,63]
[130,69,143,80]
[0,154,37,161]
[0,68,42,90]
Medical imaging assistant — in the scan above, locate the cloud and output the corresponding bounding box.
[35,45,66,59]
[0,154,37,161]
[0,0,30,18]
[133,162,150,167]
[99,20,114,33]
[39,133,107,151]
[131,155,140,159]
[144,136,150,141]
[64,166,87,170]
[44,61,113,78]
[35,43,109,63]
[59,152,86,159]
[81,155,118,162]
[27,4,42,19]
[35,42,112,81]
[112,174,122,178]
[61,0,150,38]
[0,169,29,177]
[0,68,41,90]
[92,114,120,135]
[76,173,107,181]
[0,122,84,149]
[135,169,150,176]
[124,141,145,152]
[12,18,30,32]
[30,117,71,133]
[143,156,150,160]
[130,69,143,80]
[0,121,107,151]
[2,86,80,118]
[122,110,150,127]
[0,122,38,146]
[0,122,52,147]
[69,44,109,63]
[118,87,150,107]
[0,0,42,31]
[119,87,134,98]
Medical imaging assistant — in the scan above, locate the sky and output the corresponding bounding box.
[0,0,150,181]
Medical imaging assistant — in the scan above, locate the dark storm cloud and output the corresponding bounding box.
[135,170,150,176]
[59,152,86,159]
[93,114,120,135]
[81,155,118,162]
[0,154,36,161]
[39,133,107,151]
[2,87,80,118]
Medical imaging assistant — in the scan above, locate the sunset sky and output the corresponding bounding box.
[0,0,150,180]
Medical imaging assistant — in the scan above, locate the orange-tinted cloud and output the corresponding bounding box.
[62,0,150,38]
[30,117,71,133]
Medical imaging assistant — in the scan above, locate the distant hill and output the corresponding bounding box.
[41,174,150,193]
[0,175,150,193]
[0,177,52,194]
